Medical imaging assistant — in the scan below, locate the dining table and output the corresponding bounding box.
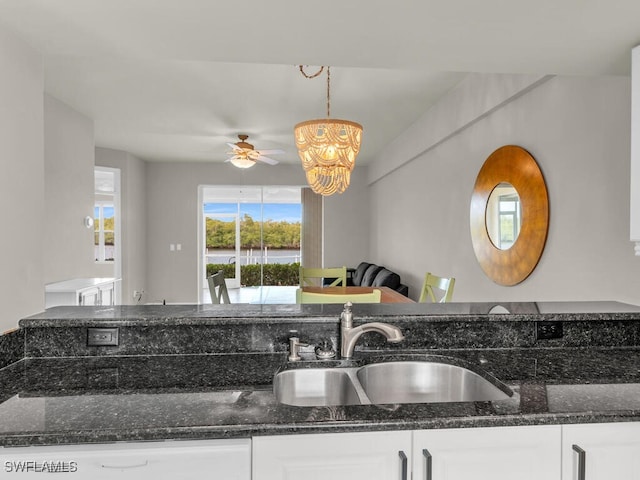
[301,286,415,304]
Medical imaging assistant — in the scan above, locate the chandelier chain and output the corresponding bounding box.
[298,65,324,79]
[326,66,331,118]
[298,65,332,118]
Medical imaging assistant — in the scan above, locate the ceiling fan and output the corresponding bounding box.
[226,134,284,169]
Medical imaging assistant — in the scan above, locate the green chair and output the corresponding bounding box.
[419,272,455,303]
[299,266,347,287]
[208,270,231,304]
[296,288,382,304]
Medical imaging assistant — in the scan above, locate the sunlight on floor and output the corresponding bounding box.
[203,286,298,304]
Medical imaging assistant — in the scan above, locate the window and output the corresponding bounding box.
[94,168,119,263]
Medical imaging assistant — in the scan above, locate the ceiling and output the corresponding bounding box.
[1,0,639,166]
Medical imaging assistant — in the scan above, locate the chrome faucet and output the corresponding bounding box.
[340,302,404,358]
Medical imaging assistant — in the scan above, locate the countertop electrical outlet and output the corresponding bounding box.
[536,321,563,340]
[87,327,119,347]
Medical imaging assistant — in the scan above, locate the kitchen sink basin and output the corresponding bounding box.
[273,360,512,407]
[273,368,361,407]
[356,361,511,404]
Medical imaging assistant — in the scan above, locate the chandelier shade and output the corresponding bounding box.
[294,66,363,196]
[294,118,363,195]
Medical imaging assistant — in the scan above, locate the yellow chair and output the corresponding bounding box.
[299,266,347,287]
[296,288,381,304]
[207,270,231,304]
[419,272,455,303]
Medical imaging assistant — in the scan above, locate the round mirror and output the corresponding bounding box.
[485,183,521,250]
[470,145,549,286]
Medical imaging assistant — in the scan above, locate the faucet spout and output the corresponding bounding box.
[339,302,404,358]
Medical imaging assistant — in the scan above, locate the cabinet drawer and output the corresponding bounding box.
[0,439,250,479]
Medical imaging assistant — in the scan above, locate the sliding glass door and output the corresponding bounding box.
[199,186,302,303]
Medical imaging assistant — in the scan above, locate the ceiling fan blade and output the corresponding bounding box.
[257,155,279,165]
[255,149,285,155]
[226,142,241,150]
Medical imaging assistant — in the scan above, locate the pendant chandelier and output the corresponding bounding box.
[294,66,363,196]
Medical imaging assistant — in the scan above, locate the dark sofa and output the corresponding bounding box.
[347,262,409,297]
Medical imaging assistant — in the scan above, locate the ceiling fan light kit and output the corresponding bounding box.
[226,134,282,169]
[229,156,257,169]
[294,66,363,196]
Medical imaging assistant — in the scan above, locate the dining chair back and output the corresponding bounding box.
[296,288,382,304]
[207,270,231,304]
[419,272,455,303]
[299,266,347,287]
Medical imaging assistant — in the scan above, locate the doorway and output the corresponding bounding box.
[198,186,302,303]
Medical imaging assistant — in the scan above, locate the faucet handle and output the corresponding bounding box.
[288,337,308,362]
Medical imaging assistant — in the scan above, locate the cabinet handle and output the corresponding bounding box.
[399,451,407,480]
[423,448,433,480]
[572,444,586,480]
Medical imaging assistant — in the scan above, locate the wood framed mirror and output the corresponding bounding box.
[470,145,549,286]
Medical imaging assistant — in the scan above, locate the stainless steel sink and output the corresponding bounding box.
[273,360,512,407]
[273,368,361,407]
[356,361,511,404]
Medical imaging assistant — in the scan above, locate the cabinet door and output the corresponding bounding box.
[99,283,115,305]
[413,425,561,480]
[562,422,640,479]
[0,439,250,480]
[78,287,100,306]
[253,431,412,480]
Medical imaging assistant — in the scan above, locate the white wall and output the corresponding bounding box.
[323,171,371,268]
[145,161,369,303]
[95,147,147,305]
[0,26,44,332]
[369,74,640,304]
[43,94,96,283]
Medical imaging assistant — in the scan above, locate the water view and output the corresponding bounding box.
[205,248,301,266]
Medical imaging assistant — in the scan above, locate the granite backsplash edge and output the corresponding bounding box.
[0,329,24,370]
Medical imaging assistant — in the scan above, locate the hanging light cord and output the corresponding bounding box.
[298,65,331,118]
[326,66,331,118]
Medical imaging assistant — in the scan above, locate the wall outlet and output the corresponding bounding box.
[536,321,563,340]
[133,290,144,300]
[87,327,119,347]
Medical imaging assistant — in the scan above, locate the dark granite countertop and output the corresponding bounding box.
[20,301,640,328]
[2,347,640,447]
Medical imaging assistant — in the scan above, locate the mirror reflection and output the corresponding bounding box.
[485,183,521,250]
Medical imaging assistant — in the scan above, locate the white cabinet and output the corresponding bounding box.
[253,425,564,480]
[0,439,250,479]
[45,278,118,308]
[253,431,412,480]
[562,423,640,479]
[413,425,561,480]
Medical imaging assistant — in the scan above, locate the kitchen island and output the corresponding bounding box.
[2,301,640,478]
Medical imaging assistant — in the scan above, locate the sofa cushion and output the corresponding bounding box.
[372,268,401,290]
[361,264,384,286]
[352,262,371,286]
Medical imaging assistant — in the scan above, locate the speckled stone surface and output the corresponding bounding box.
[2,348,640,446]
[20,317,640,358]
[0,329,23,370]
[19,301,640,327]
[2,301,640,447]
